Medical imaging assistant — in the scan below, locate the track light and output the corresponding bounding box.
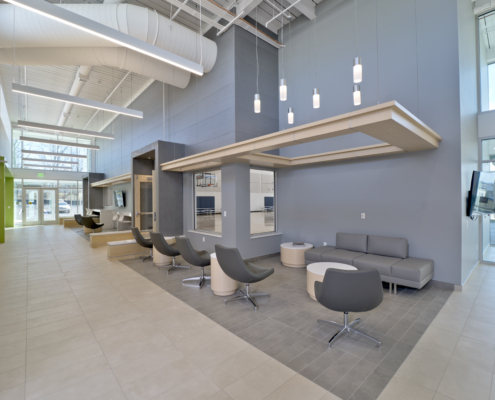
[254,94,261,113]
[288,107,294,124]
[313,88,320,109]
[20,136,99,150]
[3,0,203,76]
[280,79,287,101]
[353,57,362,83]
[17,120,114,139]
[353,85,361,106]
[21,150,87,158]
[12,84,142,119]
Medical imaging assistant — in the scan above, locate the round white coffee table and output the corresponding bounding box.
[280,242,313,268]
[307,262,357,300]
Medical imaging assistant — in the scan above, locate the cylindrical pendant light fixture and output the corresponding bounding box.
[353,85,361,106]
[313,88,320,109]
[288,107,294,124]
[254,94,261,113]
[353,57,362,83]
[280,78,287,101]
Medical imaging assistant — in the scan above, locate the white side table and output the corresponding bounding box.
[280,242,313,268]
[153,236,175,267]
[307,262,357,300]
[210,253,238,296]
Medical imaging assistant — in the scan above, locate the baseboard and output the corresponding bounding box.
[245,252,280,263]
[429,279,456,291]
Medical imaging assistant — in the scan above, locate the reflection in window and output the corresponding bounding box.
[250,169,275,235]
[479,12,495,111]
[194,170,221,233]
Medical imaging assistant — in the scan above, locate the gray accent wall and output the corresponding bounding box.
[275,0,477,285]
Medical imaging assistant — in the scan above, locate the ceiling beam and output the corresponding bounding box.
[202,0,237,35]
[286,0,315,20]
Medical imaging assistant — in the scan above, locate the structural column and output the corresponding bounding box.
[0,156,5,244]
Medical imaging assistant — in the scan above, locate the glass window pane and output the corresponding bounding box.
[59,181,77,189]
[23,179,57,188]
[194,170,221,233]
[250,169,275,235]
[14,179,22,188]
[14,187,22,225]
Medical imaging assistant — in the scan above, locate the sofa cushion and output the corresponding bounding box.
[353,254,401,276]
[305,246,336,262]
[368,235,408,259]
[391,257,433,282]
[321,249,365,266]
[336,233,367,253]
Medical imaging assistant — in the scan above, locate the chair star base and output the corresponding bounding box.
[182,266,210,288]
[317,313,381,347]
[224,283,269,311]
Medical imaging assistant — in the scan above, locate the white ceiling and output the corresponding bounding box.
[0,0,317,140]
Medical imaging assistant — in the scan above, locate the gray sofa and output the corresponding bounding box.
[305,233,433,290]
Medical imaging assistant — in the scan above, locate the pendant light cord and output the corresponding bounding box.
[354,0,358,56]
[414,0,419,117]
[375,0,379,104]
[256,6,259,94]
[313,13,316,87]
[281,12,284,79]
[200,0,203,66]
[12,6,16,84]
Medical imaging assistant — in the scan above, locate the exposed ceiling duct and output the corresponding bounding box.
[0,3,217,83]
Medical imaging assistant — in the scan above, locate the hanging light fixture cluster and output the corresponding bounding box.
[353,0,362,106]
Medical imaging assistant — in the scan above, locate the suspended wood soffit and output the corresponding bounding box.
[91,173,132,187]
[160,101,442,172]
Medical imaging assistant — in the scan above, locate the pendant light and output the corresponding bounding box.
[353,85,361,106]
[254,94,261,113]
[280,79,287,101]
[353,0,362,83]
[313,88,320,109]
[288,107,294,124]
[312,15,319,109]
[254,6,261,113]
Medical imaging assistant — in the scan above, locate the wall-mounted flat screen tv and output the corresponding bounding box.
[467,171,495,216]
[115,191,125,208]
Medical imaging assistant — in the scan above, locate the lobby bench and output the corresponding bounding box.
[305,233,433,291]
[89,230,142,248]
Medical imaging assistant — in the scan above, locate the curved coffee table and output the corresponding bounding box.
[307,262,357,300]
[280,242,313,268]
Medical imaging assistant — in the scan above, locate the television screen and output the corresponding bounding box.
[468,171,495,216]
[115,191,125,208]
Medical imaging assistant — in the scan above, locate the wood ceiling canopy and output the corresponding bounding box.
[160,101,442,172]
[91,173,132,188]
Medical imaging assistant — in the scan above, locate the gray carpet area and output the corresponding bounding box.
[123,256,452,400]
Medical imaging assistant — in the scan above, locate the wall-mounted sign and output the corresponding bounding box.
[37,173,44,178]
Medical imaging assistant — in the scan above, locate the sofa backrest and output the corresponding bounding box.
[336,233,368,253]
[367,235,408,259]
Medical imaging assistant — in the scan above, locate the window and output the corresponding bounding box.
[194,170,221,233]
[480,12,495,111]
[250,169,275,235]
[59,181,82,215]
[11,129,92,172]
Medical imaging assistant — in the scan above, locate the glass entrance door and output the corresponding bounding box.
[22,188,59,226]
[42,189,58,225]
[23,189,40,226]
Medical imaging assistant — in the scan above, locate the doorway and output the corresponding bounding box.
[134,175,153,231]
[22,188,59,226]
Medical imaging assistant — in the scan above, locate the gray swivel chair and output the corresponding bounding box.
[81,216,104,235]
[215,245,274,311]
[175,236,211,288]
[316,268,383,347]
[150,233,190,274]
[74,214,84,233]
[131,227,153,262]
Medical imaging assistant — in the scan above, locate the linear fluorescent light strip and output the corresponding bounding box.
[4,0,203,76]
[19,136,99,150]
[22,158,79,165]
[21,150,87,159]
[12,85,142,119]
[17,120,115,139]
[23,164,73,170]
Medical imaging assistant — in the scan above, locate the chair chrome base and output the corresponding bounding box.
[182,267,210,288]
[141,249,153,263]
[224,283,269,311]
[159,256,190,274]
[317,312,381,348]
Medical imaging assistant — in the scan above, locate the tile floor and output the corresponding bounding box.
[0,225,336,400]
[123,251,453,400]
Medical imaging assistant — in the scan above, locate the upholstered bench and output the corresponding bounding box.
[304,233,434,291]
